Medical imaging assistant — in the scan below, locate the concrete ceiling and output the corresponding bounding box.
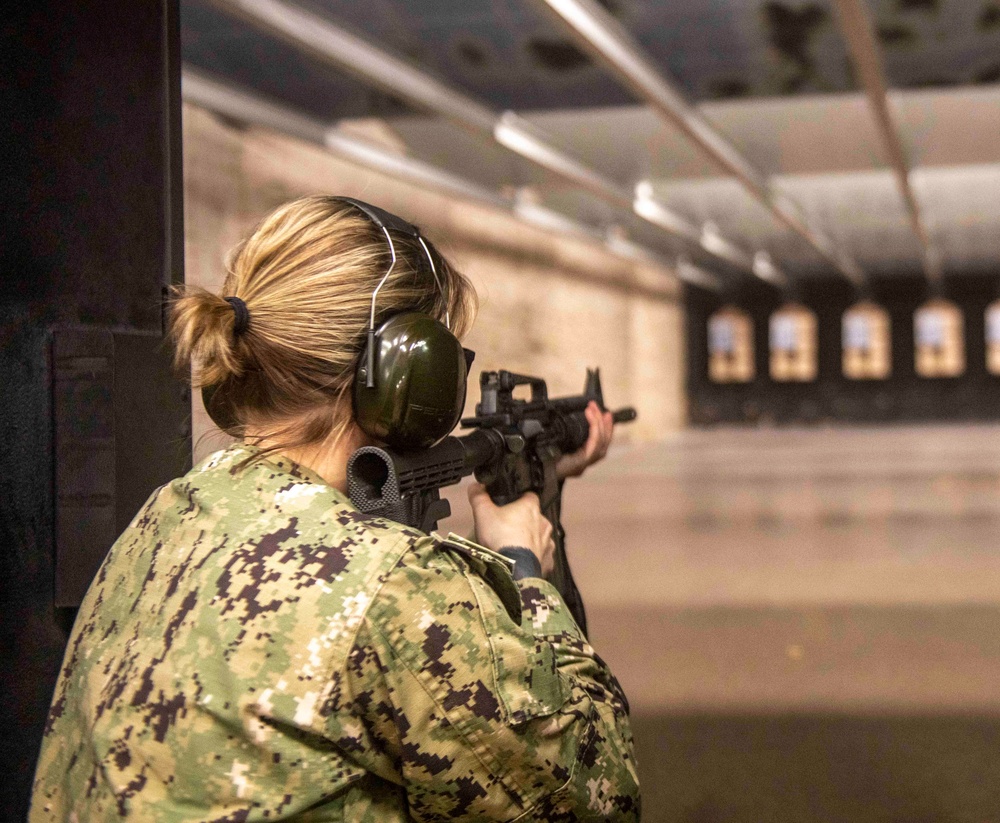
[181,0,1000,285]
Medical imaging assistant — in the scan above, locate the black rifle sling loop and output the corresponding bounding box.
[544,485,588,637]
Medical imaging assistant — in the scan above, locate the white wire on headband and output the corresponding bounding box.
[417,235,450,330]
[363,225,450,387]
[368,225,398,332]
[368,229,449,332]
[364,226,397,388]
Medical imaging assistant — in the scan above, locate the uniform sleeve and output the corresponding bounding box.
[332,542,640,822]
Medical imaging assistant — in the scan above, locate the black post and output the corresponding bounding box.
[0,2,188,815]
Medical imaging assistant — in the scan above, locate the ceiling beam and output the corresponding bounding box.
[181,67,721,292]
[536,0,863,289]
[207,0,778,284]
[831,0,941,285]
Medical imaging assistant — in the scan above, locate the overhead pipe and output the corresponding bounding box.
[493,111,633,208]
[536,0,865,289]
[207,0,774,282]
[181,68,721,292]
[182,69,508,208]
[830,0,941,285]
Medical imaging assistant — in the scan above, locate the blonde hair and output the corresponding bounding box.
[170,195,477,453]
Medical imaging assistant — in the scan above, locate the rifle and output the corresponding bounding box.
[346,368,637,635]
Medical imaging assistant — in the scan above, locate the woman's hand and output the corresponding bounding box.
[468,483,555,577]
[556,401,614,480]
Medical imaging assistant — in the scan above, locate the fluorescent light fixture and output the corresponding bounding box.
[494,111,631,206]
[633,182,771,280]
[752,252,787,287]
[634,180,655,201]
[184,66,505,206]
[543,0,765,189]
[323,130,509,208]
[513,195,604,242]
[604,228,650,261]
[675,256,724,291]
[606,233,720,290]
[632,185,702,244]
[700,222,754,270]
[210,0,748,275]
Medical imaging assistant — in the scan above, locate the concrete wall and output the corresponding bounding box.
[182,104,686,459]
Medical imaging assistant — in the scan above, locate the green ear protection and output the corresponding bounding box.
[341,197,472,451]
[202,197,473,453]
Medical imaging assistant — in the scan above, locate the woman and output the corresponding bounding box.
[31,196,640,821]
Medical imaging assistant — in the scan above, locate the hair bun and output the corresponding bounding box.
[168,286,247,387]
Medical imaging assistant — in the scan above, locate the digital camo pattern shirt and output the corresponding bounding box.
[31,445,640,821]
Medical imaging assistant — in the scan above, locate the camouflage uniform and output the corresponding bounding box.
[31,445,640,821]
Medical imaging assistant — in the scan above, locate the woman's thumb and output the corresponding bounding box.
[467,482,493,512]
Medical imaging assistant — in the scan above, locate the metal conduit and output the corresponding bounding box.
[831,0,941,285]
[181,68,720,292]
[537,0,864,289]
[207,0,778,285]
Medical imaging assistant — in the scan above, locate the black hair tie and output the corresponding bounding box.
[225,296,250,337]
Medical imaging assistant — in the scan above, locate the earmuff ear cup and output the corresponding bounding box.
[202,383,240,433]
[354,312,467,451]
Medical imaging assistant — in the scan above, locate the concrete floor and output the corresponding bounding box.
[563,425,1000,713]
[444,424,1000,821]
